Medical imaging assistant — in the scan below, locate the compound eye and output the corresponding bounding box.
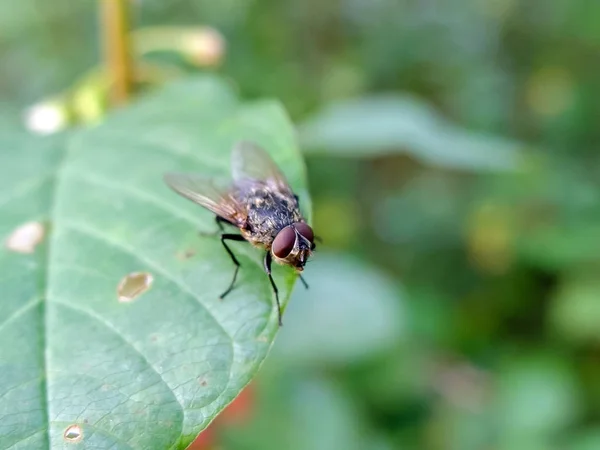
[294,222,314,243]
[272,226,296,258]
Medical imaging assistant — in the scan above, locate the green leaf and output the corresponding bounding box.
[518,224,600,270]
[0,76,310,449]
[570,429,600,450]
[549,272,600,343]
[492,352,582,437]
[299,94,523,172]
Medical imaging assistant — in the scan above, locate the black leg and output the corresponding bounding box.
[219,233,247,299]
[215,215,229,232]
[299,275,309,290]
[263,251,282,326]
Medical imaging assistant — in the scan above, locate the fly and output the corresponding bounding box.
[163,141,316,326]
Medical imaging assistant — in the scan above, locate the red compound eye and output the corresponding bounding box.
[272,226,296,258]
[294,222,314,243]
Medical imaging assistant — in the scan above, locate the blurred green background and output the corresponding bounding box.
[4,0,600,449]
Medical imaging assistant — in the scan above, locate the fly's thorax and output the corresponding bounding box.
[240,185,303,245]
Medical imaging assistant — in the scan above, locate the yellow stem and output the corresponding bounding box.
[100,0,134,105]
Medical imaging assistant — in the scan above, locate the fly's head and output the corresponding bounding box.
[271,222,315,271]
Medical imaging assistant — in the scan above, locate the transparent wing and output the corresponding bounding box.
[163,172,243,224]
[231,140,293,192]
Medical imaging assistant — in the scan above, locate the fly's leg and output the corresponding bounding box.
[219,234,247,299]
[216,216,230,232]
[264,251,283,326]
[299,275,309,290]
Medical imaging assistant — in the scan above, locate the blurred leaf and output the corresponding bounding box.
[223,373,367,450]
[350,346,430,413]
[0,1,97,106]
[426,403,493,450]
[549,272,600,343]
[0,76,309,449]
[518,224,600,270]
[0,0,93,39]
[570,429,600,450]
[271,252,406,366]
[312,196,361,249]
[299,95,523,171]
[496,436,560,450]
[371,172,466,248]
[287,378,364,450]
[0,105,28,133]
[467,201,515,274]
[493,352,582,438]
[406,286,454,345]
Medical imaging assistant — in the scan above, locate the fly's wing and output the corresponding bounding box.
[163,172,244,226]
[231,140,294,194]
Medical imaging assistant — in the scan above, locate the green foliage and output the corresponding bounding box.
[272,252,406,366]
[550,273,600,343]
[222,253,406,450]
[493,353,582,437]
[225,374,368,450]
[0,77,308,449]
[300,95,523,171]
[4,0,600,449]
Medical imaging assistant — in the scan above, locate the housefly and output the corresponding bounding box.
[163,141,315,326]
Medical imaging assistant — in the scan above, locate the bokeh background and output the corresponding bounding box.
[3,1,600,449]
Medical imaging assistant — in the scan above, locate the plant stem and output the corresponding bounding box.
[100,0,134,105]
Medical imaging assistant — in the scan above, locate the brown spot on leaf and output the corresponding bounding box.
[176,248,196,260]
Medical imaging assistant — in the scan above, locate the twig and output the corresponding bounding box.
[100,0,134,105]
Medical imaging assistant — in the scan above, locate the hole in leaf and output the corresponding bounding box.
[63,424,83,443]
[117,272,154,302]
[4,221,45,254]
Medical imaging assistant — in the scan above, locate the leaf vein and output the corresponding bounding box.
[0,172,53,210]
[61,220,234,342]
[50,301,185,443]
[66,171,206,230]
[0,297,40,334]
